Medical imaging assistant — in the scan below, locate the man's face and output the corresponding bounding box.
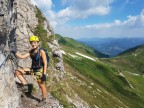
[30,41,39,49]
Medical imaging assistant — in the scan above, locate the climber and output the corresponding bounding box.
[12,35,47,107]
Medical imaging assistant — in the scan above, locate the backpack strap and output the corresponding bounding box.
[35,48,42,68]
[36,48,40,61]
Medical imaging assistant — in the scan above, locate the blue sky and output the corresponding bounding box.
[31,0,144,39]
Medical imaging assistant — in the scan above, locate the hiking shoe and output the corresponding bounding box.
[22,84,29,92]
[17,84,28,92]
[36,98,46,107]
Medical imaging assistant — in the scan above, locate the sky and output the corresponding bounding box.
[31,0,144,39]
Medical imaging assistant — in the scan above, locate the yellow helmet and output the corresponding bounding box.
[29,35,39,42]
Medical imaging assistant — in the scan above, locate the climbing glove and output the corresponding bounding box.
[41,73,47,81]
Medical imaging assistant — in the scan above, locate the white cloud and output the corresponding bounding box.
[55,9,144,38]
[31,0,54,27]
[57,7,73,18]
[31,0,113,29]
[58,6,110,19]
[30,0,144,38]
[85,9,144,29]
[31,0,52,10]
[46,0,113,29]
[58,0,113,19]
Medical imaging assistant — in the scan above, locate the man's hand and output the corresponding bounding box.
[41,73,47,81]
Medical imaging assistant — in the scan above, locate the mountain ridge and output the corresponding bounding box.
[78,37,144,57]
[55,34,110,58]
[118,44,144,56]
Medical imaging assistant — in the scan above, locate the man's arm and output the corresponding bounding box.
[16,52,30,59]
[40,50,47,74]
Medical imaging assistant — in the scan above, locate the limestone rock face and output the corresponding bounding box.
[0,0,63,107]
[15,0,39,67]
[48,39,64,73]
[0,0,20,107]
[0,52,20,108]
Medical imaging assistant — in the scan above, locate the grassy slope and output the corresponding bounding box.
[102,44,144,74]
[55,34,109,58]
[50,35,144,108]
[100,44,144,107]
[63,56,144,108]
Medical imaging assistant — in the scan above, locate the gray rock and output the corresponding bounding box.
[0,53,20,108]
[52,40,59,47]
[53,50,63,58]
[0,0,53,107]
[56,62,64,71]
[47,41,64,71]
[0,0,65,107]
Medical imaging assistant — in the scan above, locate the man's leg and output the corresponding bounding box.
[15,69,27,85]
[36,80,47,107]
[38,80,47,99]
[15,68,30,92]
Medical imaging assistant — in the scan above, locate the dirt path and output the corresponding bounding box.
[19,91,63,108]
[15,82,63,108]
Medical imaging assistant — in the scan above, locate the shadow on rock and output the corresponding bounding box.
[16,82,41,102]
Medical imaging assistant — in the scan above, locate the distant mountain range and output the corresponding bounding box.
[56,34,109,58]
[78,38,144,57]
